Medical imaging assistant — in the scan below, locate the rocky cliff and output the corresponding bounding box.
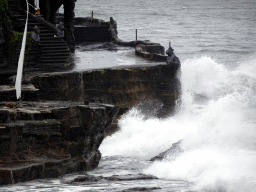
[30,62,180,118]
[0,101,119,185]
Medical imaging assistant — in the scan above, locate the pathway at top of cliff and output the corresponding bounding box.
[72,43,159,71]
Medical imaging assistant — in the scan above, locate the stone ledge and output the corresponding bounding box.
[135,44,167,62]
[29,62,180,117]
[0,84,39,102]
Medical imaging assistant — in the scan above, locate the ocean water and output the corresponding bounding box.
[2,0,256,191]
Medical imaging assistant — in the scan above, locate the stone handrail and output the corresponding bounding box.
[19,8,58,35]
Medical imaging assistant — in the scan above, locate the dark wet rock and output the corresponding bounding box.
[73,174,103,182]
[150,140,183,161]
[122,187,161,192]
[70,173,158,184]
[105,173,158,181]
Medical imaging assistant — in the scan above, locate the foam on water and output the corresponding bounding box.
[100,57,256,191]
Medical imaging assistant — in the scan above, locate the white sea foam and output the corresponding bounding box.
[101,56,256,191]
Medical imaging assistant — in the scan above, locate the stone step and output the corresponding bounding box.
[40,42,67,46]
[40,41,67,46]
[41,46,69,51]
[40,39,65,43]
[39,55,69,59]
[4,119,61,128]
[38,58,68,66]
[41,50,70,55]
[40,33,55,36]
[13,14,26,18]
[27,25,48,30]
[39,57,70,62]
[40,35,55,39]
[0,84,39,102]
[18,18,34,22]
[0,102,81,123]
[41,52,70,57]
[40,37,64,41]
[34,63,69,68]
[40,29,53,33]
[27,22,42,25]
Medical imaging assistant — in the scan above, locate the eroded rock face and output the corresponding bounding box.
[0,101,119,185]
[30,62,181,117]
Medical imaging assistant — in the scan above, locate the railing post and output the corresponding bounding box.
[136,29,137,41]
[91,11,93,27]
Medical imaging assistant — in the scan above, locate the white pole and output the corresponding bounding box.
[15,0,29,99]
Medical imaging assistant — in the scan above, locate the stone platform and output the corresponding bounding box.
[29,61,180,118]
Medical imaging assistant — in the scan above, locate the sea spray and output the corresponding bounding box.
[100,56,256,191]
[144,57,256,192]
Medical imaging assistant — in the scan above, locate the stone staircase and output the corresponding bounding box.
[17,14,72,70]
[7,0,73,71]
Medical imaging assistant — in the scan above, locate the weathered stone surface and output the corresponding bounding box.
[0,101,119,185]
[121,187,162,192]
[30,72,84,102]
[72,174,103,182]
[135,44,166,62]
[0,84,39,101]
[30,62,180,117]
[70,173,158,183]
[105,173,158,181]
